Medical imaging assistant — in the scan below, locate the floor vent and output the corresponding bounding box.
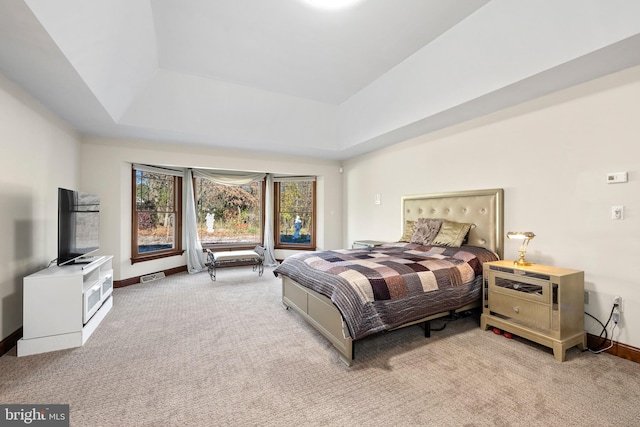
[140,272,166,284]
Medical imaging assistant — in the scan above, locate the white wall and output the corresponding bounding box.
[337,1,640,154]
[3,55,639,352]
[343,65,640,349]
[80,137,343,282]
[0,73,80,341]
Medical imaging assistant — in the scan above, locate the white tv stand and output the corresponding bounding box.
[18,255,114,356]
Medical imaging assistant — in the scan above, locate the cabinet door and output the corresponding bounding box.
[101,270,114,299]
[83,284,102,324]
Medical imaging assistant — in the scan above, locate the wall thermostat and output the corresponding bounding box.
[607,172,628,183]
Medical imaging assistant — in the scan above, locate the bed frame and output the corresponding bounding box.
[282,188,504,366]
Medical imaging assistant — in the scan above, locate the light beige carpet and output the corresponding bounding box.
[1,267,639,426]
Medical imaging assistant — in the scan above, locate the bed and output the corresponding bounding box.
[274,188,504,366]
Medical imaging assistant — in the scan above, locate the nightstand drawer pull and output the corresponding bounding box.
[513,306,519,313]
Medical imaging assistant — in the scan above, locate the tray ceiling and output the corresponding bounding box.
[1,0,640,159]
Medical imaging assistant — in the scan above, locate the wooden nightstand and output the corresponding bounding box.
[480,260,586,362]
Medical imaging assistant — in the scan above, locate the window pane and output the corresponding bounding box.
[195,178,262,245]
[278,181,313,246]
[136,171,174,212]
[137,212,175,252]
[135,170,177,255]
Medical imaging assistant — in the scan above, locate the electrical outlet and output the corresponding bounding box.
[612,296,622,324]
[612,309,620,324]
[584,291,590,305]
[613,296,623,312]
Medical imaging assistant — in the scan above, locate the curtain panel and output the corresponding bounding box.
[192,169,266,186]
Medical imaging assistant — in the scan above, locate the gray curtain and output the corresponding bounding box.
[192,169,265,185]
[262,174,278,266]
[185,169,207,273]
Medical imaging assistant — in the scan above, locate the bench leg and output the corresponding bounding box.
[207,252,216,281]
[208,262,217,281]
[252,259,264,277]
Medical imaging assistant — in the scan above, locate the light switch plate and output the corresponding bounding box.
[612,205,624,220]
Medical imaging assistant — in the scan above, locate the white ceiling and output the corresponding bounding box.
[154,0,489,104]
[1,0,640,160]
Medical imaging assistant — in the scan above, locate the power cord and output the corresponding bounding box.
[612,300,621,324]
[429,310,476,332]
[590,323,617,354]
[584,311,607,348]
[586,304,618,354]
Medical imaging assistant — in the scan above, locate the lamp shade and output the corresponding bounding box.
[507,231,535,240]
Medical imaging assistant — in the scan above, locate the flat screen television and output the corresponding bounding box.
[57,187,100,266]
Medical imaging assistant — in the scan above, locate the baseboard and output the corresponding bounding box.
[115,261,262,288]
[114,265,187,288]
[0,327,22,357]
[587,333,640,363]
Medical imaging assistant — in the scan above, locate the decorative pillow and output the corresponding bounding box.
[432,220,473,247]
[399,220,416,242]
[410,218,443,245]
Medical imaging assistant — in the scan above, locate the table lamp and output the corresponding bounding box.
[507,231,535,266]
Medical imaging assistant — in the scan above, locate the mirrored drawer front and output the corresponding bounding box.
[489,272,550,304]
[489,293,551,330]
[488,265,550,281]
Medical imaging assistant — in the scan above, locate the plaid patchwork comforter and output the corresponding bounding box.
[274,243,498,340]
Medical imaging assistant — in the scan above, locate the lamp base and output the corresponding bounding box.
[514,252,532,267]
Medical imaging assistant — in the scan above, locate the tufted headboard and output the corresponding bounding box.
[401,188,504,259]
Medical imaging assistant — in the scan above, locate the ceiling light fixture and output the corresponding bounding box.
[303,0,362,10]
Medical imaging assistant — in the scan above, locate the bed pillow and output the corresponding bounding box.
[432,220,473,247]
[410,218,443,245]
[399,220,416,242]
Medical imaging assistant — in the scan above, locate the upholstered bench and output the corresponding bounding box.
[206,246,265,281]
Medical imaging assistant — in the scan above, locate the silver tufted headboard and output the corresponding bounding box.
[401,188,504,259]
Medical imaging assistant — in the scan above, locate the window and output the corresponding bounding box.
[194,177,264,248]
[131,168,183,263]
[131,167,316,262]
[275,179,316,250]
